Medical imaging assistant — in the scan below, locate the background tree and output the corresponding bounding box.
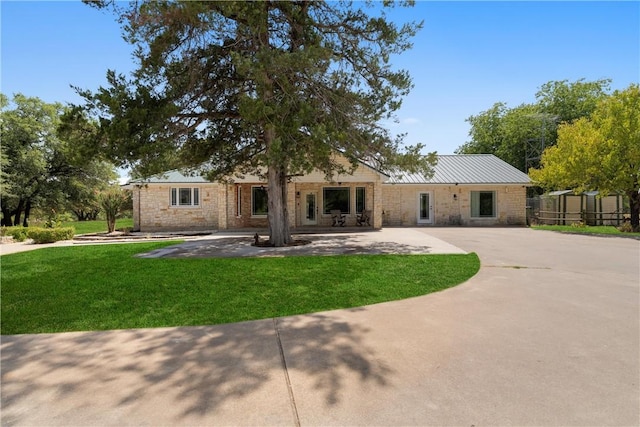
[57,107,118,220]
[0,94,118,226]
[536,78,612,123]
[81,0,434,246]
[529,84,640,230]
[457,78,612,172]
[1,94,62,226]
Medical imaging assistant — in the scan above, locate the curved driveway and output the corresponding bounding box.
[2,228,639,426]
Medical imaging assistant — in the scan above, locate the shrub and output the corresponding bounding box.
[571,221,586,228]
[117,227,133,235]
[99,187,130,233]
[27,227,75,244]
[43,209,73,228]
[1,226,29,242]
[618,222,634,233]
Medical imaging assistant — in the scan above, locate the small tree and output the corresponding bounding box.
[99,186,129,233]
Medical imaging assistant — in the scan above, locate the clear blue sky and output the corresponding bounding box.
[2,1,638,157]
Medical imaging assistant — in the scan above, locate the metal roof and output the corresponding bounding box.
[127,154,531,185]
[128,170,209,184]
[547,190,573,196]
[386,154,531,185]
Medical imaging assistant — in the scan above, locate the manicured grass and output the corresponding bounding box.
[26,218,134,235]
[0,242,479,334]
[532,225,640,237]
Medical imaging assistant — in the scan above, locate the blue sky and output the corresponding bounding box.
[2,1,638,159]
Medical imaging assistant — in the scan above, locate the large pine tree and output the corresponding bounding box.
[81,0,434,246]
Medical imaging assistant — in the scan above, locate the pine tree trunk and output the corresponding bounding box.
[267,164,291,247]
[257,2,291,247]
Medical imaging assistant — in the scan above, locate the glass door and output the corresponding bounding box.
[418,192,433,224]
[303,192,317,225]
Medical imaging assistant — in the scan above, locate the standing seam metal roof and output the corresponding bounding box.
[128,154,530,185]
[128,170,209,184]
[386,154,531,185]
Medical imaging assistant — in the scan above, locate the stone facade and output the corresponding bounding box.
[129,155,529,231]
[132,184,219,231]
[381,184,527,226]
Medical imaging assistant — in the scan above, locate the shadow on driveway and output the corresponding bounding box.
[1,312,392,426]
[135,233,458,259]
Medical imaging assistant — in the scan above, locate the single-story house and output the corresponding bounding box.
[126,154,531,231]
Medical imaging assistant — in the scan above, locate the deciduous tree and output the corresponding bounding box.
[80,0,434,246]
[0,94,118,226]
[530,84,640,230]
[457,79,612,172]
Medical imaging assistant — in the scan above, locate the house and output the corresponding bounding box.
[126,154,530,231]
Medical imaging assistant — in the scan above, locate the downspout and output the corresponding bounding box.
[135,184,142,232]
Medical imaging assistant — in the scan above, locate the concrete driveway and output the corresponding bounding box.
[1,228,638,426]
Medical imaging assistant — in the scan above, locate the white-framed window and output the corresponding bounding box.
[471,191,496,218]
[323,187,350,214]
[251,186,268,216]
[170,187,200,207]
[236,185,242,217]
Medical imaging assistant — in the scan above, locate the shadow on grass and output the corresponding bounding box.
[1,312,392,425]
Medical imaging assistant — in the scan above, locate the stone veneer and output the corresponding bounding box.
[381,184,527,226]
[132,184,219,231]
[133,182,527,231]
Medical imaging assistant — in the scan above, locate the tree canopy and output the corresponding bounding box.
[80,0,434,246]
[0,94,117,226]
[456,78,612,172]
[529,84,640,230]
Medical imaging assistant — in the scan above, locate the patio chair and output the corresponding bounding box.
[356,210,371,227]
[330,210,346,227]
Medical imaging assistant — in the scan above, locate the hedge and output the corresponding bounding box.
[1,226,29,242]
[27,227,76,244]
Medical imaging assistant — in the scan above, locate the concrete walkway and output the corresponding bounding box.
[1,228,639,426]
[0,228,466,257]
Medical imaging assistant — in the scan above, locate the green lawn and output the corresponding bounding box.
[26,218,134,235]
[0,242,479,334]
[532,224,640,237]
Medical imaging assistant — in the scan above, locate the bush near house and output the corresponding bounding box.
[1,226,29,242]
[1,226,75,243]
[26,227,76,244]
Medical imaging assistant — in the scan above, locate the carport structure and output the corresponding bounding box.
[537,190,626,225]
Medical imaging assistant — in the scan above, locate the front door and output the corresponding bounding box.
[417,192,433,224]
[302,192,317,225]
